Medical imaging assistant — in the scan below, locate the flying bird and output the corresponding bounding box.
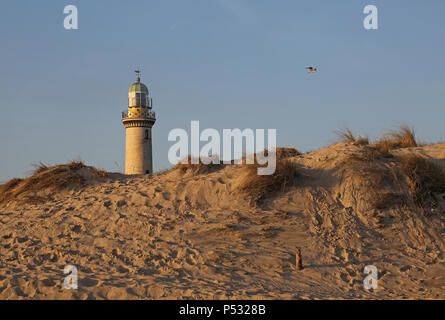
[306,67,317,74]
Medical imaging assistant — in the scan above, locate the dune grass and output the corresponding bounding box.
[237,158,300,203]
[371,125,417,154]
[239,147,301,165]
[337,125,417,149]
[173,155,224,176]
[340,149,399,210]
[0,161,107,206]
[272,147,301,160]
[173,148,302,203]
[174,148,301,177]
[398,154,445,208]
[340,142,445,211]
[336,128,369,146]
[337,125,419,159]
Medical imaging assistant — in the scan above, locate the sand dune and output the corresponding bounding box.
[0,143,444,299]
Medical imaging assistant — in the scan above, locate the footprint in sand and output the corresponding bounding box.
[71,225,83,234]
[40,278,57,287]
[16,236,29,244]
[400,265,412,272]
[162,192,171,200]
[345,267,357,277]
[339,267,361,287]
[340,272,350,283]
[116,199,127,208]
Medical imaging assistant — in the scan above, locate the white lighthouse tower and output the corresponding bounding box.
[122,71,156,174]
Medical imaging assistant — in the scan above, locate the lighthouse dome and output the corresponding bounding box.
[128,81,148,94]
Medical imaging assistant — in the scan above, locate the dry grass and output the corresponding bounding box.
[335,125,418,157]
[240,147,301,164]
[387,125,417,148]
[340,146,445,211]
[0,161,108,206]
[174,155,224,176]
[173,148,300,176]
[33,162,49,175]
[0,178,23,198]
[398,154,445,208]
[371,125,417,154]
[173,148,300,202]
[339,147,402,210]
[67,160,86,171]
[237,158,300,203]
[336,128,369,146]
[336,128,356,144]
[92,168,108,178]
[274,147,302,160]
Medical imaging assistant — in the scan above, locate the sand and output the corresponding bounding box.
[0,143,444,299]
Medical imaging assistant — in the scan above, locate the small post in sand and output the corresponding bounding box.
[295,247,303,270]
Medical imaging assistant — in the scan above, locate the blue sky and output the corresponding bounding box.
[0,0,444,181]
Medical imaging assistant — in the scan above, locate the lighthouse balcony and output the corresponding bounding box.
[122,110,156,120]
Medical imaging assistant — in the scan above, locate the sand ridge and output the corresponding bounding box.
[0,143,444,299]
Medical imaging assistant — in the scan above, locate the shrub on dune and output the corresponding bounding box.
[371,125,417,154]
[336,128,369,146]
[0,161,107,206]
[237,158,300,203]
[398,154,445,208]
[173,155,224,176]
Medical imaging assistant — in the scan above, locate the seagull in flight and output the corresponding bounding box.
[306,67,317,74]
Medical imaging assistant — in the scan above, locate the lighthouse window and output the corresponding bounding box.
[145,129,149,140]
[141,93,147,106]
[135,93,147,107]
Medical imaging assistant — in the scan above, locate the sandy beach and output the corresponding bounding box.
[0,142,444,299]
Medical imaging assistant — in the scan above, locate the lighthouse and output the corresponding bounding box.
[122,71,156,174]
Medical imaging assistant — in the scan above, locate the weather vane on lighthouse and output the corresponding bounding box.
[135,70,141,82]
